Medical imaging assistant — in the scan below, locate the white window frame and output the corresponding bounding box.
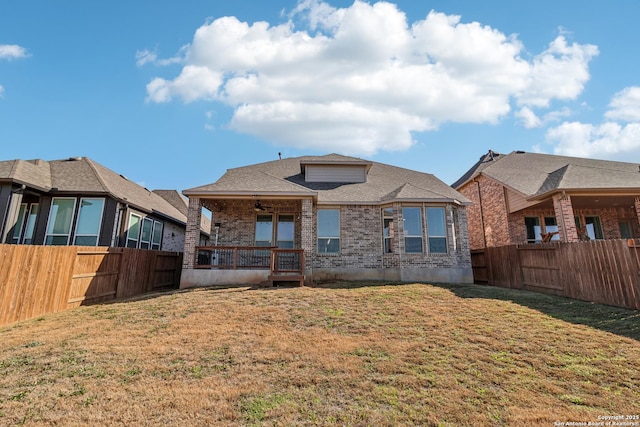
[151,221,163,250]
[45,197,77,246]
[73,197,105,246]
[126,213,142,248]
[382,207,394,254]
[276,214,295,249]
[139,217,153,249]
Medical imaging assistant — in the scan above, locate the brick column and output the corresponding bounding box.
[553,193,579,242]
[634,197,640,231]
[300,198,314,275]
[183,196,202,269]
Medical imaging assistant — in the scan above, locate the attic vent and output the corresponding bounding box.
[67,157,84,161]
[120,174,129,180]
[516,151,525,154]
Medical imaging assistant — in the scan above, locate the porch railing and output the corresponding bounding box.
[195,246,304,275]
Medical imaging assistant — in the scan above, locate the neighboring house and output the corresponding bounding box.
[181,154,473,287]
[453,150,640,250]
[153,189,212,248]
[0,157,209,251]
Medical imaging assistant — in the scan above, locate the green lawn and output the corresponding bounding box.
[1,281,638,426]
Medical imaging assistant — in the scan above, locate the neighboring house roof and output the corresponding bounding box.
[185,154,471,205]
[153,189,211,235]
[0,157,187,225]
[453,150,640,199]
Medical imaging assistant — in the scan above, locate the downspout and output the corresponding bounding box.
[475,178,487,248]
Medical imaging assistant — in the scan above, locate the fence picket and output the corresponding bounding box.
[472,240,639,311]
[0,245,182,327]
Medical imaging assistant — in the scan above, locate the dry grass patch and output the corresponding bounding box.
[0,282,638,426]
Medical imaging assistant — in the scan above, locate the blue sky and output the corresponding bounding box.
[2,1,640,192]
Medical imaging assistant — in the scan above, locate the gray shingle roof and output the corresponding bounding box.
[154,189,211,234]
[453,150,640,197]
[185,154,470,205]
[0,157,187,225]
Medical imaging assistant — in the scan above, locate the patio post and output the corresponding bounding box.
[301,198,314,277]
[553,193,579,242]
[183,196,202,269]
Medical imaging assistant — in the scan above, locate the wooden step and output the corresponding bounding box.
[268,274,305,287]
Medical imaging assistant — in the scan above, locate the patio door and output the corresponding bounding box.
[255,213,295,248]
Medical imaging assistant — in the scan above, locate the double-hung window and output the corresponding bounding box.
[73,198,105,246]
[402,207,423,253]
[318,209,340,253]
[45,198,77,245]
[426,207,447,253]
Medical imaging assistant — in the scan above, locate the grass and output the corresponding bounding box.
[0,281,638,426]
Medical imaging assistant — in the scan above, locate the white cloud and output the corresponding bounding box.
[516,106,572,129]
[0,85,4,97]
[605,86,640,122]
[0,44,28,60]
[546,121,640,158]
[136,48,185,67]
[143,0,598,155]
[543,86,640,159]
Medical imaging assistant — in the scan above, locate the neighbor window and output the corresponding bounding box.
[318,209,340,253]
[619,222,633,239]
[255,214,273,247]
[73,198,105,246]
[382,207,394,253]
[525,217,541,243]
[22,204,39,244]
[277,215,294,249]
[126,213,142,248]
[585,216,603,240]
[151,221,163,250]
[139,218,153,249]
[543,216,560,241]
[426,207,447,253]
[402,207,423,253]
[11,203,27,243]
[45,198,77,245]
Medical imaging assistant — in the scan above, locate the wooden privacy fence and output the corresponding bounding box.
[471,239,640,310]
[0,245,182,327]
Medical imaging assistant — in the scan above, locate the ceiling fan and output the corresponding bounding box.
[254,200,272,212]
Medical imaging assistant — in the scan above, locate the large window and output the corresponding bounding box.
[318,209,340,253]
[139,218,153,249]
[277,215,294,248]
[45,198,77,245]
[126,213,142,248]
[22,204,39,244]
[402,207,423,253]
[151,221,163,250]
[255,214,273,247]
[426,207,447,253]
[382,208,394,253]
[12,203,27,243]
[73,198,105,246]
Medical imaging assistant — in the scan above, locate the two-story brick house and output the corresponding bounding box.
[453,150,640,250]
[181,154,473,287]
